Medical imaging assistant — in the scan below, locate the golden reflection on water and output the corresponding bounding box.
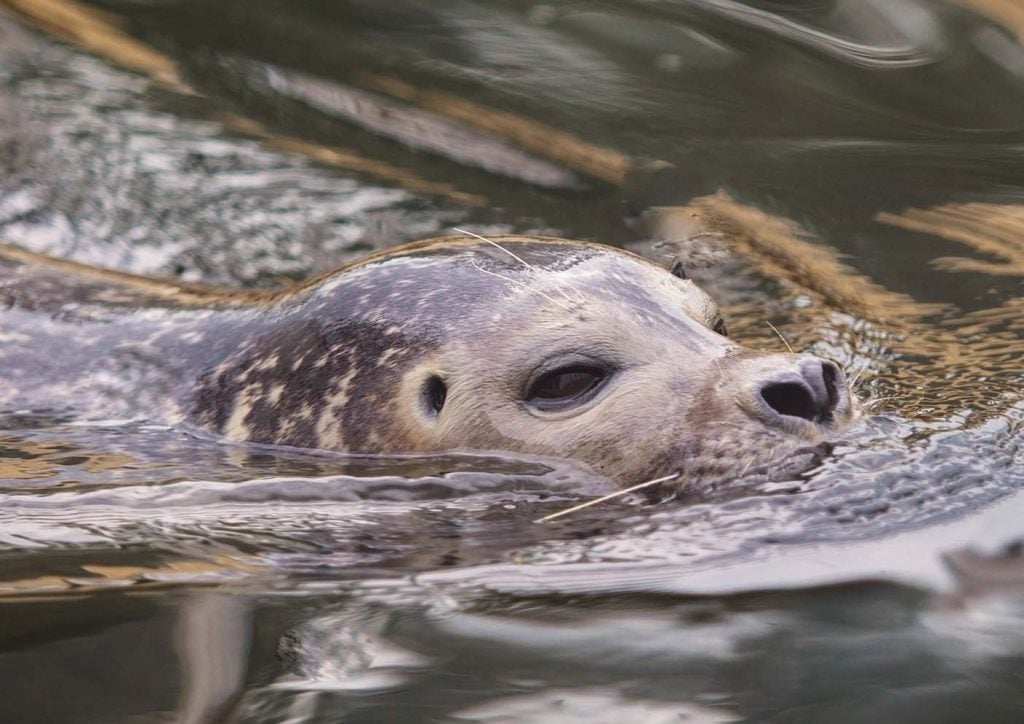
[876,203,1024,418]
[2,0,189,91]
[649,192,946,323]
[2,0,637,203]
[244,118,487,206]
[0,556,265,599]
[0,0,493,204]
[356,73,633,186]
[950,0,1024,40]
[0,435,136,480]
[878,203,1024,276]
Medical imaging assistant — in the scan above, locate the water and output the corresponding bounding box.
[1,1,1023,721]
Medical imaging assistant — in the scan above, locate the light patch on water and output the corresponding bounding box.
[453,690,740,723]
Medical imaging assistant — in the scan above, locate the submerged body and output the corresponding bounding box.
[0,236,857,487]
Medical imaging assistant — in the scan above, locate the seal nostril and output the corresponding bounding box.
[761,382,819,423]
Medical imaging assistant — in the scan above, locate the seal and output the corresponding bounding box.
[0,235,857,488]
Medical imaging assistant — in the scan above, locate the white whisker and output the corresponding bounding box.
[453,226,584,305]
[469,260,573,311]
[453,227,536,270]
[765,321,795,353]
[535,473,679,523]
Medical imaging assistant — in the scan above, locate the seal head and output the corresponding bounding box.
[189,235,857,488]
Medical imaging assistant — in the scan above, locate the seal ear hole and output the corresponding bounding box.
[423,376,447,417]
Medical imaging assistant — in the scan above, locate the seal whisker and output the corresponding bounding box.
[469,260,573,311]
[453,227,584,305]
[453,227,538,271]
[736,450,763,479]
[535,473,680,523]
[765,321,795,353]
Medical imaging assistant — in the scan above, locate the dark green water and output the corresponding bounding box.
[1,1,1024,721]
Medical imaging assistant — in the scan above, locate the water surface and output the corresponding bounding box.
[1,1,1024,721]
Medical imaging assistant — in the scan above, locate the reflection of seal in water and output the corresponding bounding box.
[0,236,857,488]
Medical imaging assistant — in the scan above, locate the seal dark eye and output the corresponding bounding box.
[713,317,728,337]
[423,375,447,417]
[526,365,608,411]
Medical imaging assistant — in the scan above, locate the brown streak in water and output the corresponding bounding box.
[1,234,638,310]
[2,0,191,93]
[0,557,267,599]
[0,436,136,479]
[877,203,1024,276]
[358,72,634,186]
[955,295,1024,327]
[872,204,1024,418]
[0,241,264,308]
[0,0,486,205]
[650,191,947,324]
[231,117,487,207]
[949,0,1024,40]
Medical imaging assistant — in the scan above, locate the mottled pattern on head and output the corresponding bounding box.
[186,235,856,486]
[190,237,649,452]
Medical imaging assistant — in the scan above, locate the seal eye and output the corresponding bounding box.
[670,261,688,280]
[423,375,447,417]
[527,365,607,411]
[713,317,728,337]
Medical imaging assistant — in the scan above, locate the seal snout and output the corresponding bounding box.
[754,358,848,430]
